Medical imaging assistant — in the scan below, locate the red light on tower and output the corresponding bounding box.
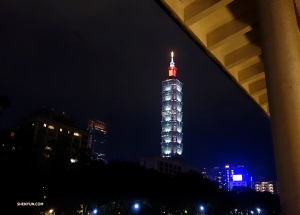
[168,51,177,78]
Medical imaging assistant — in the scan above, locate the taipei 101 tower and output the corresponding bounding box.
[161,52,183,158]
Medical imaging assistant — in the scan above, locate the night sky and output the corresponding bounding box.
[0,1,276,180]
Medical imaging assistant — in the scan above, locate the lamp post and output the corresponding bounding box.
[132,203,140,215]
[200,206,204,215]
[49,209,55,215]
[257,208,260,214]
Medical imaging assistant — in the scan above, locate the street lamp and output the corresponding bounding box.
[200,206,204,214]
[93,209,97,214]
[257,208,261,214]
[132,203,140,214]
[49,209,55,215]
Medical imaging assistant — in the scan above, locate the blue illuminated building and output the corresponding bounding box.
[203,164,252,191]
[161,52,183,158]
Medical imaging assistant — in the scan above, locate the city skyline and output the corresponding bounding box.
[0,0,276,180]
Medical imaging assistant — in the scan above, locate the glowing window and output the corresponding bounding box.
[70,158,78,163]
[48,125,54,130]
[32,123,35,126]
[43,123,47,127]
[45,146,52,151]
[60,128,63,132]
[74,132,80,136]
[68,131,71,134]
[10,132,15,137]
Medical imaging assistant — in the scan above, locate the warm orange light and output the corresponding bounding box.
[89,119,107,130]
[171,51,174,58]
[74,132,80,136]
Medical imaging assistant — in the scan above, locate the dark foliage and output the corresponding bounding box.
[0,94,11,127]
[0,94,10,109]
[0,149,281,215]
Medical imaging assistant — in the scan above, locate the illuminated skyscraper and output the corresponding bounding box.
[161,52,183,158]
[88,119,107,161]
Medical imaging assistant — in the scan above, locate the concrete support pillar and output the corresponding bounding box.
[258,0,300,214]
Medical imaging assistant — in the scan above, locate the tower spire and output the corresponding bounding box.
[168,51,177,78]
[170,51,175,66]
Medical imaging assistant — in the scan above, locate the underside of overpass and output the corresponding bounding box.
[154,1,300,214]
[155,0,300,117]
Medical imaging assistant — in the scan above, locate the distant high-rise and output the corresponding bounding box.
[7,109,90,163]
[140,156,198,177]
[202,164,252,191]
[161,52,183,158]
[88,120,107,161]
[253,181,278,194]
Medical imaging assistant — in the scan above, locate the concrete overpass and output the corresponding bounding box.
[155,0,300,214]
